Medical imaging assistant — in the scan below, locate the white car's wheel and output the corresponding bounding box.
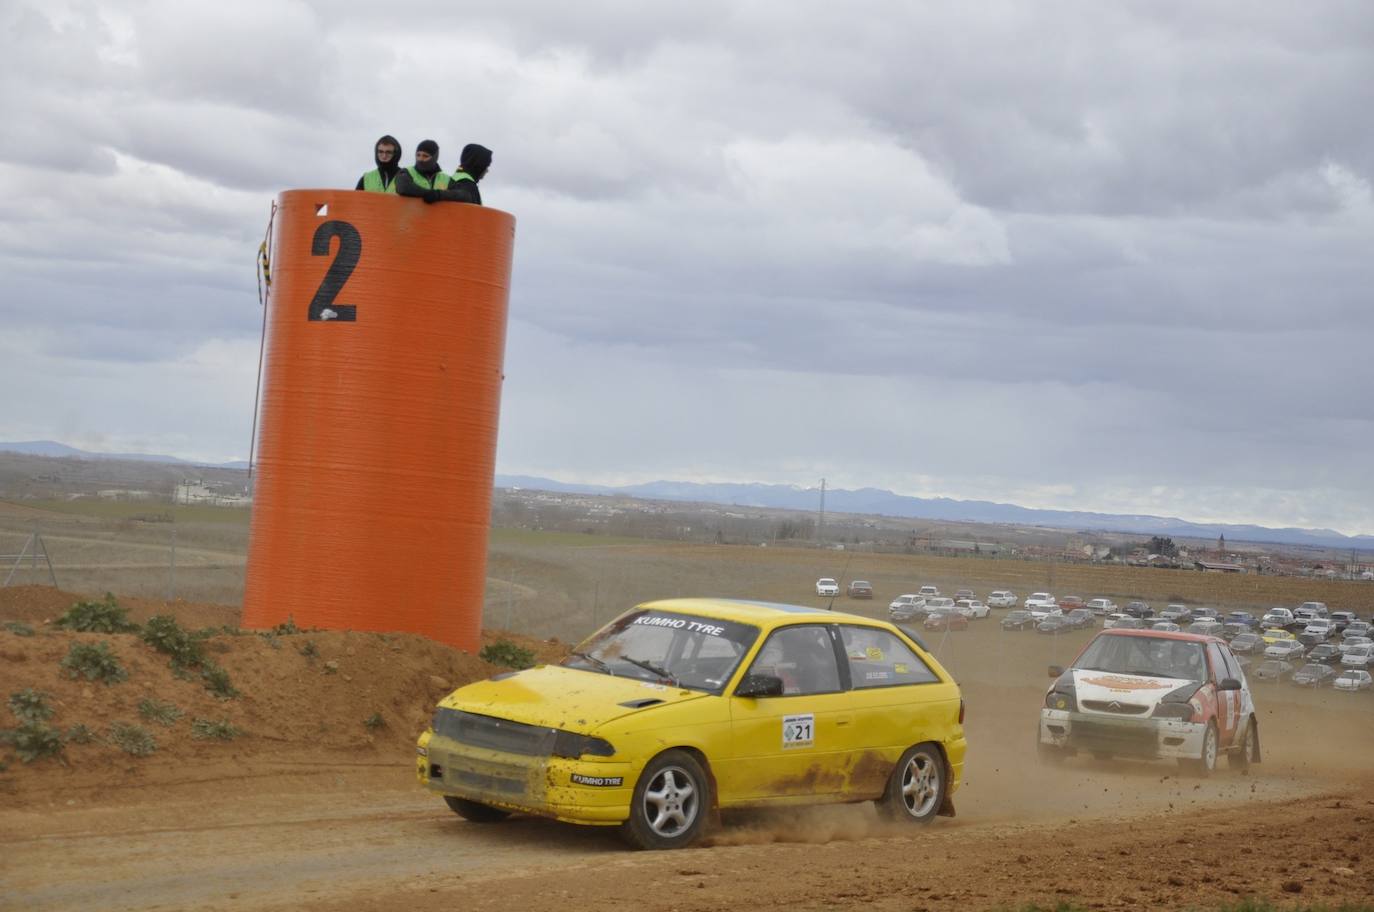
[1228,717,1259,771]
[1182,722,1218,777]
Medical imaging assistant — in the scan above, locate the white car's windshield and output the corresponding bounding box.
[1073,635,1208,683]
[564,610,760,694]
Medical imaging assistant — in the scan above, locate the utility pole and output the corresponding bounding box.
[816,478,826,544]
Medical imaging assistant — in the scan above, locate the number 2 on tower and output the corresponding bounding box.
[308,220,361,322]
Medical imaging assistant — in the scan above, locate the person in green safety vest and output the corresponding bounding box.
[355,135,402,193]
[395,139,451,200]
[422,143,492,205]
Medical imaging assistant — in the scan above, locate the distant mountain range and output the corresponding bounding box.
[3,440,1368,550]
[0,440,250,470]
[495,475,1374,552]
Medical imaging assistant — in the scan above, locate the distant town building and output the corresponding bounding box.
[174,480,251,507]
[1195,560,1247,574]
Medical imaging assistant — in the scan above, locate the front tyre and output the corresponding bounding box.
[444,796,511,823]
[619,750,709,850]
[1181,722,1218,777]
[877,743,946,823]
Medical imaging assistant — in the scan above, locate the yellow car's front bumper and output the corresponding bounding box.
[418,729,634,825]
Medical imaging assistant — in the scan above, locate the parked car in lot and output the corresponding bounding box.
[1151,622,1182,633]
[1343,622,1372,641]
[1037,615,1072,635]
[418,598,968,849]
[1038,629,1260,774]
[1339,636,1373,657]
[1306,643,1343,665]
[953,588,975,602]
[1225,611,1258,628]
[1261,608,1295,629]
[924,611,968,632]
[1329,611,1358,632]
[1260,628,1296,646]
[924,597,956,616]
[1085,598,1117,615]
[1024,592,1056,611]
[1103,613,1134,630]
[1001,610,1037,631]
[816,578,839,597]
[987,590,1018,608]
[1057,596,1086,612]
[954,599,990,620]
[1265,639,1306,662]
[1254,659,1294,682]
[1160,604,1193,625]
[1218,623,1250,642]
[1298,620,1335,647]
[1297,601,1330,618]
[1123,601,1153,619]
[847,580,874,599]
[1192,607,1220,620]
[1063,608,1096,630]
[1333,670,1373,692]
[918,585,941,599]
[1291,663,1337,688]
[1229,633,1265,656]
[1341,644,1374,669]
[888,595,926,622]
[1187,618,1223,637]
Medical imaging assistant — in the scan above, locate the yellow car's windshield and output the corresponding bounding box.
[564,610,760,694]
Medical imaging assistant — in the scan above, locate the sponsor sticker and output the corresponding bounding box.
[894,663,908,674]
[782,713,815,749]
[632,615,726,637]
[571,773,624,787]
[866,646,884,661]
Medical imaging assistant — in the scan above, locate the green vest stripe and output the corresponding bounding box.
[406,167,451,191]
[450,170,475,183]
[361,169,398,193]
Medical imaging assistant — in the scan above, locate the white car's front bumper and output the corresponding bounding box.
[1039,709,1208,760]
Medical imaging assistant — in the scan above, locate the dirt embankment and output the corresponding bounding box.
[0,585,563,808]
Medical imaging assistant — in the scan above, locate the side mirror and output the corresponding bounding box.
[735,673,784,698]
[1218,677,1241,691]
[1048,665,1064,678]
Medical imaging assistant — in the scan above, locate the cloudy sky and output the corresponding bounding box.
[2,1,1371,533]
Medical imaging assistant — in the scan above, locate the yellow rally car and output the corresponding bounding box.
[417,598,967,849]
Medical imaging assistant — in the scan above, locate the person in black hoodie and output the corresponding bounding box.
[420,143,492,205]
[395,140,451,198]
[355,135,402,193]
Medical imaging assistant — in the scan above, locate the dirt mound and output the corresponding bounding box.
[0,586,567,809]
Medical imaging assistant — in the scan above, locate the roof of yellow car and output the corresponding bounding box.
[636,597,874,626]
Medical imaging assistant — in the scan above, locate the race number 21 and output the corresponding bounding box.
[782,713,815,749]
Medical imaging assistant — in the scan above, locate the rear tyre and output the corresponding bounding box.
[619,750,709,850]
[877,743,946,823]
[1228,718,1258,771]
[444,796,511,823]
[1181,722,1218,777]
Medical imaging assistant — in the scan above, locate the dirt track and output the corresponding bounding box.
[3,585,1374,911]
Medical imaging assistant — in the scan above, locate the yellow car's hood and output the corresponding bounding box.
[442,664,709,733]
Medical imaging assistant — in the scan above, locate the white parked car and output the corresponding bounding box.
[918,585,941,599]
[1085,598,1117,615]
[815,577,839,597]
[887,594,926,621]
[1333,670,1373,692]
[1261,608,1294,627]
[1297,601,1329,617]
[987,590,1018,608]
[1024,592,1056,610]
[1264,639,1306,662]
[1339,636,1372,656]
[1103,613,1134,630]
[955,599,990,620]
[924,597,956,614]
[1341,644,1373,669]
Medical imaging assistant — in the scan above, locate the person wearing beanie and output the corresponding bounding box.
[395,139,453,199]
[424,143,493,205]
[355,135,403,193]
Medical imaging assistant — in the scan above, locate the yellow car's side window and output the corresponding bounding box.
[840,626,938,688]
[746,625,842,695]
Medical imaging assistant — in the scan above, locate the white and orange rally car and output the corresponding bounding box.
[1038,629,1260,775]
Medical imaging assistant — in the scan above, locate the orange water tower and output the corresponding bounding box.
[241,190,515,653]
